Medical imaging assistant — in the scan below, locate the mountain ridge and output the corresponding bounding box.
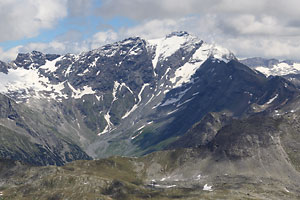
[0,31,299,162]
[0,31,300,199]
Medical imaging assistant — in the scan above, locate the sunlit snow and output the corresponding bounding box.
[39,56,61,73]
[255,62,300,77]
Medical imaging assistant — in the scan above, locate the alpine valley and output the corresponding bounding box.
[0,31,300,199]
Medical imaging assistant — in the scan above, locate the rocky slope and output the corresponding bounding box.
[0,93,91,165]
[1,109,300,199]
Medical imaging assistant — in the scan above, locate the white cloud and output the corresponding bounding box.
[2,0,300,60]
[121,19,179,39]
[97,0,300,60]
[0,30,120,61]
[67,0,93,16]
[0,0,68,42]
[90,30,118,49]
[0,46,23,61]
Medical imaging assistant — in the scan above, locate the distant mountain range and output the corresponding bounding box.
[0,31,300,199]
[0,31,299,162]
[240,57,300,87]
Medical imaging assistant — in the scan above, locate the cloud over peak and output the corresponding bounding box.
[2,0,300,61]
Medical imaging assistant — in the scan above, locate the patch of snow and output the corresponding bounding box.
[255,61,300,77]
[0,66,68,100]
[160,87,190,107]
[120,83,133,94]
[122,104,139,119]
[107,49,117,57]
[163,68,171,78]
[165,185,177,188]
[255,66,272,77]
[145,94,155,105]
[169,43,224,88]
[39,56,61,73]
[163,89,170,94]
[266,94,278,104]
[129,49,140,56]
[244,91,253,96]
[203,184,213,191]
[50,81,68,99]
[67,82,95,99]
[0,67,47,94]
[64,65,73,76]
[152,184,176,189]
[112,81,120,102]
[98,112,114,135]
[90,57,99,67]
[131,130,143,140]
[136,125,145,132]
[149,34,198,70]
[95,95,103,101]
[209,44,233,63]
[166,109,179,115]
[160,98,180,107]
[176,97,194,107]
[122,83,149,119]
[82,68,89,74]
[195,174,201,180]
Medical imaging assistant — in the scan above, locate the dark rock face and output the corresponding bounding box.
[131,59,298,155]
[0,61,9,73]
[14,51,60,69]
[206,114,280,158]
[168,112,232,149]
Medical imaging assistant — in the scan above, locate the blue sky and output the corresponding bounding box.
[1,0,300,61]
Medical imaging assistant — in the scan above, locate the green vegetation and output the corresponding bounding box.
[1,153,299,200]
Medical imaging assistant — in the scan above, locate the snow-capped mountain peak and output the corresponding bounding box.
[0,32,237,105]
[148,31,202,69]
[0,31,297,163]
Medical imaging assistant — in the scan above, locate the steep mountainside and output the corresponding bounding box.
[1,110,300,199]
[0,93,91,165]
[1,32,300,199]
[0,31,299,162]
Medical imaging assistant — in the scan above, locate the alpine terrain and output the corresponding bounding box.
[0,31,300,199]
